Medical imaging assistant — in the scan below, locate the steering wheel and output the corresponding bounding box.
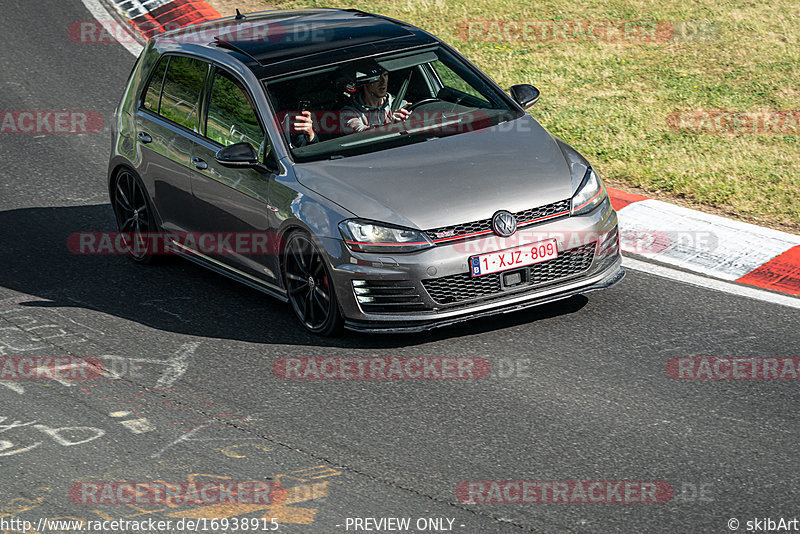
[406,98,442,112]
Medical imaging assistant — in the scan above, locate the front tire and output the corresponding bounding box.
[282,232,343,336]
[111,168,159,264]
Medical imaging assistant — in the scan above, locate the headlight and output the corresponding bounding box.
[338,219,434,253]
[571,168,608,216]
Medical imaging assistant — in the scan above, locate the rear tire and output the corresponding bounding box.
[282,232,343,336]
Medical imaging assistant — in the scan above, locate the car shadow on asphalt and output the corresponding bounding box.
[0,204,588,348]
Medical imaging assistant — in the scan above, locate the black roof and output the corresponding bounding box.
[156,9,439,78]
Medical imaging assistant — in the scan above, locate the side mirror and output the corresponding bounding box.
[215,142,260,168]
[509,84,540,109]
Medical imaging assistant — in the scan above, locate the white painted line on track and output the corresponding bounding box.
[119,417,157,433]
[0,382,25,394]
[622,256,800,310]
[80,0,144,56]
[155,341,200,387]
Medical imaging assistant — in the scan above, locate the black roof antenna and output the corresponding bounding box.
[235,9,246,20]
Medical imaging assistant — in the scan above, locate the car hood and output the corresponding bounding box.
[293,115,575,230]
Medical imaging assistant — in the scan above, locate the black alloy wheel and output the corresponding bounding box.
[283,232,342,336]
[111,169,157,263]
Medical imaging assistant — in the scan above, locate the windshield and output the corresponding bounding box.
[263,47,523,162]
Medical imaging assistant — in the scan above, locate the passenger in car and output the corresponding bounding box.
[283,106,318,147]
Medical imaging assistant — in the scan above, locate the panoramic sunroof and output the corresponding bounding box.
[215,12,414,65]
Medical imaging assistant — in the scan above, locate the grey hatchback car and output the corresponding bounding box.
[108,8,623,335]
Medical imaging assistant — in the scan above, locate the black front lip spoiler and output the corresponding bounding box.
[344,265,625,334]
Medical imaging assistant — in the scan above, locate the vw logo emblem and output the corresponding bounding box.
[491,210,517,237]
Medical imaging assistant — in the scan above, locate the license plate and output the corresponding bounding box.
[469,238,558,277]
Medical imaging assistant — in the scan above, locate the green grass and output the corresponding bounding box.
[255,0,800,230]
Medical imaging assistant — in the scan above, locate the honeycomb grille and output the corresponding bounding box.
[515,199,572,224]
[421,242,596,305]
[425,199,571,242]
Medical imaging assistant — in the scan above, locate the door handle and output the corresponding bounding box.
[137,131,152,144]
[191,157,208,170]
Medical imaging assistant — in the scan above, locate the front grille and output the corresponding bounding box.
[421,242,597,305]
[514,199,572,224]
[425,199,571,243]
[352,280,426,313]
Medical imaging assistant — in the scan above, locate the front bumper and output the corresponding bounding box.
[322,197,623,333]
[344,259,624,333]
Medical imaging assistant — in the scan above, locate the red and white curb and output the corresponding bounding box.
[109,0,220,39]
[80,0,800,306]
[609,189,800,298]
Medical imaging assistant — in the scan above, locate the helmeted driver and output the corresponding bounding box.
[286,60,413,144]
[339,60,412,133]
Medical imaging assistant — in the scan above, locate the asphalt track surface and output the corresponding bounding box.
[1,1,799,532]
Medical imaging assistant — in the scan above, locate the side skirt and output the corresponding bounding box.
[169,240,289,303]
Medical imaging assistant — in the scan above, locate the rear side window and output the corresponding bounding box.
[158,56,209,131]
[206,69,265,151]
[143,56,168,113]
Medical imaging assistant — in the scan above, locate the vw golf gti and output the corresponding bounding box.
[108,8,624,335]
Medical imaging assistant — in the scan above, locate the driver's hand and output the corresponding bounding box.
[391,103,412,122]
[291,111,316,141]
